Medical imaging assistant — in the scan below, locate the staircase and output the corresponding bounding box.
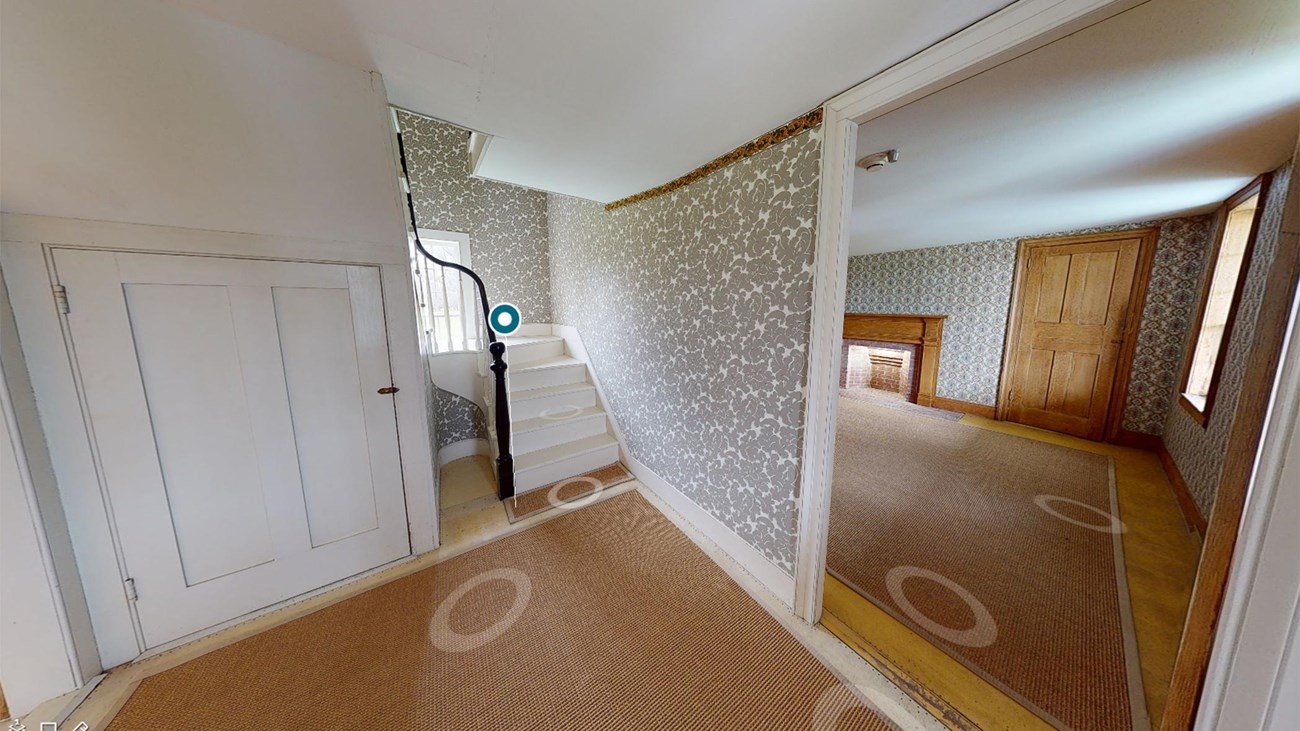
[488,332,620,494]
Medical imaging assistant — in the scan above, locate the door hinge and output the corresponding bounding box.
[53,284,70,314]
[124,577,138,602]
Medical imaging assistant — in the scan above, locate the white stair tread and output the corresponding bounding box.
[512,406,606,434]
[508,381,594,402]
[511,355,582,373]
[515,433,618,471]
[501,334,564,346]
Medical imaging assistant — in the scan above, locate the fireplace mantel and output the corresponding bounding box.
[843,314,946,406]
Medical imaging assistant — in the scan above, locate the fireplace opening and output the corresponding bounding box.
[840,339,921,403]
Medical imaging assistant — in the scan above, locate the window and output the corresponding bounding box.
[410,230,483,354]
[1179,174,1271,423]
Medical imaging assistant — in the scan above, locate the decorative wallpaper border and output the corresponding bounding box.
[604,108,823,211]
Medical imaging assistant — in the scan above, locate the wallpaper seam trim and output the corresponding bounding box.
[604,108,824,211]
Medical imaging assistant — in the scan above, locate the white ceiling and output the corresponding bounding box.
[157,0,1010,202]
[850,0,1300,255]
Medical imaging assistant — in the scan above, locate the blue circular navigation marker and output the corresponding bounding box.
[489,303,521,335]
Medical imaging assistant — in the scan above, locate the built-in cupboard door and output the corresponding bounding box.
[54,250,410,649]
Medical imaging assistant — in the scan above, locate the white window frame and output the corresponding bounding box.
[411,229,483,354]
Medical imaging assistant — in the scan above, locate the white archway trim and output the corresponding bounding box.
[792,0,1145,622]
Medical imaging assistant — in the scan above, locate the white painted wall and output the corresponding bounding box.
[0,0,406,249]
[0,0,433,689]
[429,352,485,407]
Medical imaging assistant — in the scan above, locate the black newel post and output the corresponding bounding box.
[489,341,515,500]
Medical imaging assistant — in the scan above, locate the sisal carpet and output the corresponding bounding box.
[839,388,961,421]
[108,491,896,730]
[829,397,1145,731]
[504,462,635,523]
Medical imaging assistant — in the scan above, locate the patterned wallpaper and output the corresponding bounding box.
[845,217,1213,434]
[1125,217,1214,434]
[433,385,487,449]
[548,128,823,574]
[1164,161,1293,516]
[398,111,553,323]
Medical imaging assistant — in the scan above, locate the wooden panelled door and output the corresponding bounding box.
[1003,230,1156,440]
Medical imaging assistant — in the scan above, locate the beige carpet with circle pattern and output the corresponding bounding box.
[108,490,896,730]
[829,396,1145,731]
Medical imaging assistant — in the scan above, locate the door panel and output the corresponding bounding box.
[1036,254,1070,323]
[1006,236,1145,439]
[124,284,277,586]
[1064,252,1118,325]
[54,250,409,648]
[273,286,379,547]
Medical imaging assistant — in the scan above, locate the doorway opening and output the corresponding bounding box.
[795,2,1299,730]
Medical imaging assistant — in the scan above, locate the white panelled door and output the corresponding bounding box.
[54,250,410,649]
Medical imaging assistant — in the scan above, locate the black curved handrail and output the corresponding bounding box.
[396,129,514,500]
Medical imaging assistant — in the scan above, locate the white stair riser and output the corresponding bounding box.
[514,414,608,455]
[509,362,587,391]
[510,387,596,420]
[505,339,565,366]
[515,442,621,494]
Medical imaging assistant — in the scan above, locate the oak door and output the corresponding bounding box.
[1003,232,1151,439]
[54,249,410,648]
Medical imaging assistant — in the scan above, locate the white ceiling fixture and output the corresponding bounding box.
[850,0,1300,255]
[158,0,1011,202]
[857,149,899,172]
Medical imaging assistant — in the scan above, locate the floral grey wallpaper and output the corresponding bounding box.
[398,111,553,323]
[1164,161,1293,516]
[845,216,1213,435]
[433,385,487,449]
[547,127,823,574]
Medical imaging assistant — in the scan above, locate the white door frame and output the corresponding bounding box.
[792,0,1148,622]
[1,270,97,716]
[0,212,438,669]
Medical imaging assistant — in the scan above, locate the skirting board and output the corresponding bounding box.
[931,396,996,419]
[550,323,796,608]
[1113,429,1206,536]
[438,438,487,466]
[624,453,796,608]
[1155,440,1207,536]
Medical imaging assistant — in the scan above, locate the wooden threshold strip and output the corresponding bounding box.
[822,573,1052,731]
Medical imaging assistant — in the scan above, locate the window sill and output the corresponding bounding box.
[1179,393,1211,427]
